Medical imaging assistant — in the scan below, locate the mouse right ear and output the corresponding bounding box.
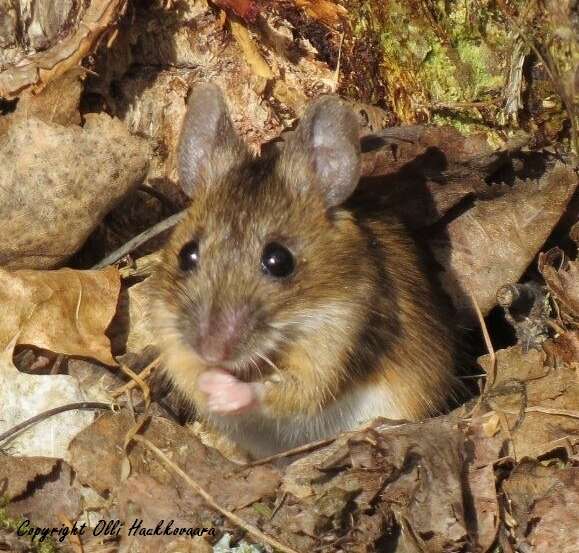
[177,83,246,197]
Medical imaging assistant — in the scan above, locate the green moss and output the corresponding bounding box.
[0,505,60,553]
[420,42,462,102]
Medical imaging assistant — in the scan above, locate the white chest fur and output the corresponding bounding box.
[205,381,407,458]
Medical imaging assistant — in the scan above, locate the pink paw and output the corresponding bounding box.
[197,369,262,415]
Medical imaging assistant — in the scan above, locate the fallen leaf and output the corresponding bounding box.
[5,460,82,529]
[0,114,149,269]
[0,266,120,366]
[0,457,58,500]
[539,249,579,320]
[432,162,578,319]
[478,345,579,459]
[503,461,579,553]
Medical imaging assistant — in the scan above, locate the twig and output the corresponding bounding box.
[111,357,160,398]
[242,436,337,468]
[504,406,579,419]
[92,211,186,269]
[131,435,300,553]
[120,364,152,452]
[0,402,115,443]
[471,290,496,393]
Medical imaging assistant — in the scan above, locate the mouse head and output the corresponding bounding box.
[154,83,372,378]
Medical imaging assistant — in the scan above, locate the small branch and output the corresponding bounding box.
[92,211,186,269]
[132,435,300,553]
[0,402,115,443]
[242,436,337,468]
[111,357,160,398]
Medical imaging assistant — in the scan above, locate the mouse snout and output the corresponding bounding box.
[196,305,250,364]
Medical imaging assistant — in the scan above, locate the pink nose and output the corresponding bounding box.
[197,307,248,364]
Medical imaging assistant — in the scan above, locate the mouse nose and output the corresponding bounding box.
[196,306,249,364]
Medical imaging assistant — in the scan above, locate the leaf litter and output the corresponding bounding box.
[0,1,578,552]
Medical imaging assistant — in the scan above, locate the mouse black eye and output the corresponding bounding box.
[178,240,199,271]
[261,242,295,278]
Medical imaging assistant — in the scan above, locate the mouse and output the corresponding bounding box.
[150,82,462,459]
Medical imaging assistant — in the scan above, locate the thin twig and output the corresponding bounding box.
[0,402,115,443]
[502,406,579,419]
[92,211,186,269]
[120,364,152,451]
[471,290,496,393]
[111,357,160,398]
[131,435,300,553]
[242,436,337,468]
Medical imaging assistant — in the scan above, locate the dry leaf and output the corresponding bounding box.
[5,460,82,529]
[503,461,579,553]
[432,162,578,319]
[0,457,59,500]
[539,249,579,319]
[478,345,579,459]
[0,114,149,269]
[0,266,120,365]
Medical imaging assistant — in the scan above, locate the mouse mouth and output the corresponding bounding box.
[200,350,276,383]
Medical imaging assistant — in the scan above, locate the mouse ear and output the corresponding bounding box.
[280,96,361,207]
[177,83,246,197]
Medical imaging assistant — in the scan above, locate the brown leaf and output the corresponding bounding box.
[69,411,281,505]
[432,162,578,319]
[539,249,579,320]
[5,460,81,529]
[0,457,59,500]
[503,461,579,553]
[0,115,149,269]
[282,419,468,552]
[478,345,579,459]
[0,266,120,365]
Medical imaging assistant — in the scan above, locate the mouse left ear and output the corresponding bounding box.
[177,82,246,197]
[280,96,361,207]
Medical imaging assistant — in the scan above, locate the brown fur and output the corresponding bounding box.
[149,85,461,457]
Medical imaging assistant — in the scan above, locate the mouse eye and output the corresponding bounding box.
[178,240,199,271]
[261,242,295,278]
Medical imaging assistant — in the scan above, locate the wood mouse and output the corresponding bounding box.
[150,83,461,459]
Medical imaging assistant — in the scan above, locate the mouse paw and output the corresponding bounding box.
[198,369,261,415]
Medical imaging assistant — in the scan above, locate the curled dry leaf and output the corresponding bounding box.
[432,162,578,319]
[0,266,120,365]
[0,114,150,269]
[0,0,128,98]
[539,248,579,320]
